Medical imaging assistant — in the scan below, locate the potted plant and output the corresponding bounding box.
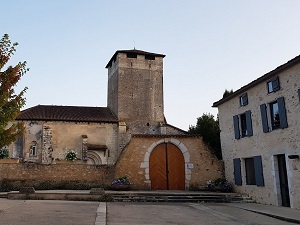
[111,176,131,191]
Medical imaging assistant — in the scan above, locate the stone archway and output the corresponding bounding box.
[140,138,191,190]
[86,151,102,165]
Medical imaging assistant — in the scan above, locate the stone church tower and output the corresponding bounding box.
[106,49,166,134]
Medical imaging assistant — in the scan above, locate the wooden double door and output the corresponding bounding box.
[149,143,185,190]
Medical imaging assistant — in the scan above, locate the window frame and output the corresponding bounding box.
[239,93,248,106]
[269,101,280,130]
[267,76,280,93]
[233,110,253,139]
[245,158,256,185]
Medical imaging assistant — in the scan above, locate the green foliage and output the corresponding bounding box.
[0,148,9,159]
[188,113,222,159]
[65,149,78,161]
[223,89,233,98]
[0,34,28,149]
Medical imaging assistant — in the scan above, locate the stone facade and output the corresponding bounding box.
[10,121,119,165]
[213,55,300,209]
[107,51,165,135]
[115,135,224,190]
[5,49,224,191]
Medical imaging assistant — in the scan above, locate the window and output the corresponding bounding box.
[267,76,280,93]
[240,113,247,137]
[233,110,253,139]
[270,101,280,129]
[145,55,155,60]
[260,97,288,132]
[245,156,265,186]
[245,158,256,185]
[30,141,37,156]
[31,146,36,156]
[240,93,248,106]
[126,53,137,58]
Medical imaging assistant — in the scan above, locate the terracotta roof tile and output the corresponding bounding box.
[16,105,118,123]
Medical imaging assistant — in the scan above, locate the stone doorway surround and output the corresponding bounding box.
[140,138,191,190]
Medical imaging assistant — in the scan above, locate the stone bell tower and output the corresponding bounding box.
[106,49,166,134]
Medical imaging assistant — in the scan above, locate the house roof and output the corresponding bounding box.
[16,105,118,123]
[212,54,300,107]
[105,49,166,68]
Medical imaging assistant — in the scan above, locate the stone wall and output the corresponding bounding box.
[0,163,114,185]
[10,121,119,165]
[217,63,300,209]
[115,135,224,190]
[107,52,165,135]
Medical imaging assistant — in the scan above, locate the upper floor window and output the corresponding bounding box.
[267,76,280,93]
[233,110,253,139]
[260,96,288,133]
[270,101,280,129]
[240,93,248,106]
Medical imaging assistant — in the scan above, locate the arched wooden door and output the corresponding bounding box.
[149,143,185,190]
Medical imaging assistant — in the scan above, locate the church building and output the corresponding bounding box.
[9,49,223,190]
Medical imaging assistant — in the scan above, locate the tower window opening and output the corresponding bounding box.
[145,55,155,60]
[127,53,137,58]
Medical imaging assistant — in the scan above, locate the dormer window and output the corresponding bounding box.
[240,93,248,106]
[267,77,280,93]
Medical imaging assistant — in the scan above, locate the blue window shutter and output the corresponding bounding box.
[245,110,253,136]
[233,115,240,139]
[233,158,242,186]
[298,89,300,102]
[254,155,264,186]
[260,104,269,133]
[272,77,280,92]
[278,97,288,129]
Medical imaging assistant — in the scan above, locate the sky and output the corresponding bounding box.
[2,0,300,130]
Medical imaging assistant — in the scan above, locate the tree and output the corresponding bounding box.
[188,113,222,159]
[223,89,233,98]
[0,34,28,149]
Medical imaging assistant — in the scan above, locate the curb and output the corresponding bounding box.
[234,206,300,225]
[95,202,106,225]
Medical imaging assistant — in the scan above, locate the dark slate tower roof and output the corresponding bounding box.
[105,49,166,68]
[16,105,118,123]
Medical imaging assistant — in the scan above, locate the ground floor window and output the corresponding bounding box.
[245,158,256,185]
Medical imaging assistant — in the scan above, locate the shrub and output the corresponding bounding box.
[0,148,9,159]
[65,150,77,161]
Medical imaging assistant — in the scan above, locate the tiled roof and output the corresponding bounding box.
[16,105,118,123]
[212,54,300,107]
[105,49,165,68]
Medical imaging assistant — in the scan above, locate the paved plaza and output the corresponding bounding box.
[1,198,300,225]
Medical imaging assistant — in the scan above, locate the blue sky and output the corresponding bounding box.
[2,1,300,130]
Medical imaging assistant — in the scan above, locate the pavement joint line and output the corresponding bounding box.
[232,206,300,225]
[95,202,106,225]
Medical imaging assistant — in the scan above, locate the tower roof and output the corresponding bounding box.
[105,49,166,68]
